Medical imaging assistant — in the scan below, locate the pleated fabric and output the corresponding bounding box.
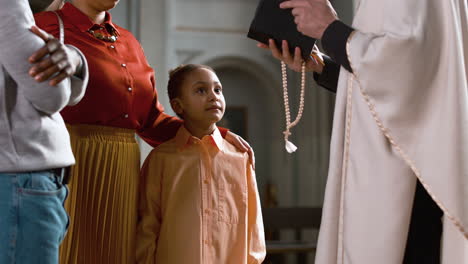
[59,124,140,264]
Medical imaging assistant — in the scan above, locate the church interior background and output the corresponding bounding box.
[110,0,355,262]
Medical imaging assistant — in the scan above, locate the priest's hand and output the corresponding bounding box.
[280,0,338,39]
[257,39,324,73]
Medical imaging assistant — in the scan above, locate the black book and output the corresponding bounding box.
[247,0,316,60]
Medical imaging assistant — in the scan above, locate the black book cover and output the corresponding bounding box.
[247,0,316,60]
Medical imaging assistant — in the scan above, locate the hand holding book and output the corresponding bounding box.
[248,0,331,153]
[248,0,317,60]
[257,39,325,74]
[280,0,338,40]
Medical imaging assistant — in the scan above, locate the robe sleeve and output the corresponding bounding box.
[345,0,468,237]
[346,0,449,157]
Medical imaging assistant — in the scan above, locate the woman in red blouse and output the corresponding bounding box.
[35,1,251,263]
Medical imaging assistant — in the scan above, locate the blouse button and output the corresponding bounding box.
[128,87,132,92]
[110,45,115,49]
[124,114,129,118]
[121,63,127,67]
[204,179,209,184]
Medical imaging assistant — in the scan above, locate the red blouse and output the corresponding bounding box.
[35,3,183,147]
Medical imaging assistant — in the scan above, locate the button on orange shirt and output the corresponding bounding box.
[137,126,266,264]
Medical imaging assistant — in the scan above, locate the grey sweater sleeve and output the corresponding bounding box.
[0,0,82,115]
[66,45,89,106]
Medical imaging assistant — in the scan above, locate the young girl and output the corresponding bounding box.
[34,3,251,262]
[136,64,266,264]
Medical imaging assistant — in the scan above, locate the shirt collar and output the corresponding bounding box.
[175,126,225,152]
[61,3,120,35]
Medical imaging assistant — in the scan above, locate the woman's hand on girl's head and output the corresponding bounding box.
[226,131,255,169]
[28,25,83,86]
[257,39,324,74]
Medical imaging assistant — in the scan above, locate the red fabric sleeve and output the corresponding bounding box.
[34,11,60,38]
[137,74,183,147]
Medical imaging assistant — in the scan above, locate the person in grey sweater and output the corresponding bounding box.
[0,0,88,263]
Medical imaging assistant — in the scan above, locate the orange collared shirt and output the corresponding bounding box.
[137,126,266,264]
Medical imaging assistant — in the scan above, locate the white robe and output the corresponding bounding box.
[315,0,468,263]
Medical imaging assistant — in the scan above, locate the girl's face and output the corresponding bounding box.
[172,68,226,127]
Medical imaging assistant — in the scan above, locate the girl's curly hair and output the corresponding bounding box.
[167,64,215,101]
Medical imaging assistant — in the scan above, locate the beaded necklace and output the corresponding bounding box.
[87,26,118,43]
[282,61,306,153]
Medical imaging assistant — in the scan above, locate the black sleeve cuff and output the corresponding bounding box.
[313,55,340,93]
[321,20,355,73]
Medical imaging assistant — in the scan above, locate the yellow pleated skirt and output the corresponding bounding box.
[59,124,140,264]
